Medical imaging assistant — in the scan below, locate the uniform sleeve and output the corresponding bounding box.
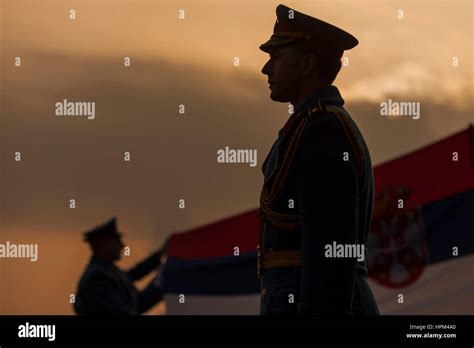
[136,280,164,314]
[126,251,162,281]
[295,113,359,315]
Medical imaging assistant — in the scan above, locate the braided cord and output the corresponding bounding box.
[259,104,365,231]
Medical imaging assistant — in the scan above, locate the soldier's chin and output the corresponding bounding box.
[270,90,289,103]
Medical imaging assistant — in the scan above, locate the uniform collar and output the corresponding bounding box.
[279,85,344,137]
[91,254,115,267]
[293,85,345,115]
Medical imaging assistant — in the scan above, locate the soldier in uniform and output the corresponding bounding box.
[258,4,379,315]
[74,217,167,315]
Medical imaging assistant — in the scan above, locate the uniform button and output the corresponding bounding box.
[261,288,267,299]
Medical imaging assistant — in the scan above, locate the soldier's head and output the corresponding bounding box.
[83,218,125,263]
[260,4,357,106]
[261,42,343,104]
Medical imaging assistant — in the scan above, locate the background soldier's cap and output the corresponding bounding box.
[259,4,358,53]
[83,217,123,242]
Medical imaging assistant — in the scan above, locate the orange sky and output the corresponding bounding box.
[1,0,473,314]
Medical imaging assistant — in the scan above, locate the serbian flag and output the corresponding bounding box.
[162,125,474,315]
[366,125,474,314]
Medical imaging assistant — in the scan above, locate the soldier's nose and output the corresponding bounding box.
[261,60,271,75]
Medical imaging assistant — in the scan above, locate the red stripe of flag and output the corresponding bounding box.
[374,126,474,209]
[168,209,259,259]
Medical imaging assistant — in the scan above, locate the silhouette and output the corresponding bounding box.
[257,4,379,315]
[74,217,168,315]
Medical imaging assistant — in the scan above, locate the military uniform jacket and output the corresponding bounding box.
[259,85,379,315]
[74,253,163,315]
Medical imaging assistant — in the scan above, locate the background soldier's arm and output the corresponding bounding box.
[136,280,164,314]
[126,251,162,281]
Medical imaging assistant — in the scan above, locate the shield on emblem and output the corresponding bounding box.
[367,186,428,288]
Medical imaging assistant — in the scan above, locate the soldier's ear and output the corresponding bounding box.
[302,52,319,77]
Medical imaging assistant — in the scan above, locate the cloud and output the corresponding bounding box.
[343,61,473,105]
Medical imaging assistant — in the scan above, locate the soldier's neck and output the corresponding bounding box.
[292,82,326,113]
[92,253,115,264]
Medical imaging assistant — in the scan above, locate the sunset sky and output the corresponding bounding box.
[1,0,473,314]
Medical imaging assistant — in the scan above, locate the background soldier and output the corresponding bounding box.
[74,217,167,315]
[258,4,379,315]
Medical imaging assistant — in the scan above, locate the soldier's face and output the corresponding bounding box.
[102,236,124,261]
[90,234,125,262]
[113,236,125,260]
[261,46,304,103]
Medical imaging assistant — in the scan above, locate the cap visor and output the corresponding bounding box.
[259,37,298,53]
